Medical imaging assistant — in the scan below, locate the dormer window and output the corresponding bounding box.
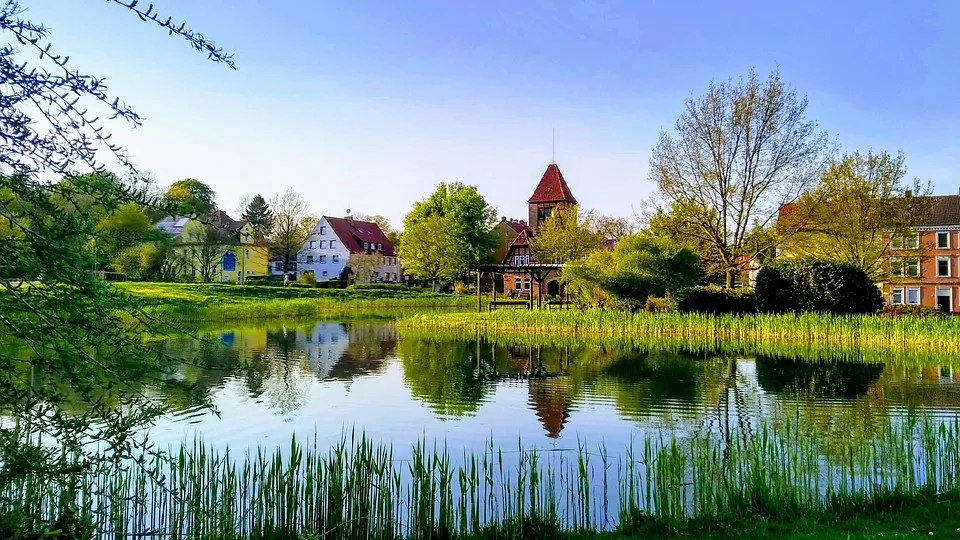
[364,242,370,249]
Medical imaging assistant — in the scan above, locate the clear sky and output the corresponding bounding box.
[26,0,960,228]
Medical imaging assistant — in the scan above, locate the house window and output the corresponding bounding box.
[332,255,339,264]
[938,232,950,249]
[891,288,904,305]
[906,287,921,305]
[319,255,326,264]
[306,255,314,263]
[894,257,920,277]
[537,207,552,221]
[320,226,326,235]
[222,251,236,271]
[938,256,951,277]
[244,248,250,258]
[309,240,315,249]
[363,242,369,249]
[322,271,328,277]
[906,258,920,277]
[514,278,521,290]
[377,243,383,250]
[514,254,531,266]
[330,240,337,249]
[319,240,326,249]
[891,233,920,250]
[523,278,531,290]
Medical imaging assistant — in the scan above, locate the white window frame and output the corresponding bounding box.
[906,287,921,305]
[330,240,337,249]
[523,277,531,291]
[906,258,920,277]
[938,256,951,277]
[364,242,370,249]
[938,231,951,249]
[891,287,904,305]
[514,278,521,290]
[891,233,920,250]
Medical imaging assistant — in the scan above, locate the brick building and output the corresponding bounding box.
[501,163,578,299]
[884,194,960,312]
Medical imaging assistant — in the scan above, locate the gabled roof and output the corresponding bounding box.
[528,163,578,204]
[503,218,531,234]
[918,195,960,226]
[212,210,246,232]
[154,216,190,239]
[324,216,397,256]
[509,229,531,248]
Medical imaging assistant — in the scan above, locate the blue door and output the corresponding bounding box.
[222,251,236,271]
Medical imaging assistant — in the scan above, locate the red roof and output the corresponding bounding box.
[504,219,531,234]
[509,229,531,248]
[324,216,396,256]
[528,163,578,204]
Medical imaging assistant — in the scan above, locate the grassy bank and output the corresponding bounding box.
[116,282,476,321]
[400,310,960,366]
[5,413,959,538]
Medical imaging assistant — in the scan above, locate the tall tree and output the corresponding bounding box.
[399,214,463,289]
[268,188,314,270]
[401,182,497,270]
[355,213,392,234]
[650,70,832,287]
[241,194,274,241]
[0,0,232,526]
[530,205,604,263]
[780,151,931,281]
[591,213,635,242]
[162,178,216,216]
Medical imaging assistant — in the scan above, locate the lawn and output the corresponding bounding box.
[116,282,476,320]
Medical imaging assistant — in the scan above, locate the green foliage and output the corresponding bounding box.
[530,206,603,263]
[298,270,315,285]
[676,286,757,314]
[162,178,216,216]
[400,182,497,280]
[563,235,700,310]
[879,304,945,318]
[241,194,274,241]
[644,295,675,313]
[349,283,408,291]
[398,214,464,285]
[755,258,884,315]
[781,151,931,281]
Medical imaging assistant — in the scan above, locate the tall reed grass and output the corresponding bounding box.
[400,311,960,366]
[4,413,959,538]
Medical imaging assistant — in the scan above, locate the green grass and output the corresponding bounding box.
[115,282,477,321]
[4,413,959,539]
[400,310,960,366]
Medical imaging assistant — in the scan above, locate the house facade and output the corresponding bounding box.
[491,217,530,264]
[501,163,578,299]
[154,211,268,282]
[883,194,960,312]
[297,216,401,282]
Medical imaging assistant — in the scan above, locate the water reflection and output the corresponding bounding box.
[147,320,960,447]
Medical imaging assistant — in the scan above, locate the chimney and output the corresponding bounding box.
[905,189,913,197]
[501,216,506,221]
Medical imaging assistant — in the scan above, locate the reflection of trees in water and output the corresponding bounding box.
[755,357,885,399]
[397,337,490,416]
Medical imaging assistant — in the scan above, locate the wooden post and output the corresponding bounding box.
[476,270,482,312]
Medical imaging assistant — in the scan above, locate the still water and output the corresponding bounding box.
[145,318,960,454]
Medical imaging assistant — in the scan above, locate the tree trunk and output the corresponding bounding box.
[725,267,734,289]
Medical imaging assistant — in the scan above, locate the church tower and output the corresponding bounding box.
[528,163,578,229]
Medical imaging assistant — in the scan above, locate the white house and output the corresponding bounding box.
[296,216,401,282]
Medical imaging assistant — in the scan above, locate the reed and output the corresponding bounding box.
[399,311,960,366]
[3,412,958,538]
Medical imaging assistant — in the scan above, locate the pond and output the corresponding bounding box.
[147,317,960,453]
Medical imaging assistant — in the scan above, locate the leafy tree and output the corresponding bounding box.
[0,0,232,531]
[591,214,635,242]
[241,194,274,241]
[780,151,931,281]
[530,205,604,263]
[563,235,700,310]
[162,178,216,216]
[96,202,154,260]
[401,182,497,271]
[268,188,314,271]
[645,201,727,284]
[355,213,392,234]
[650,69,832,287]
[349,253,381,283]
[398,214,463,289]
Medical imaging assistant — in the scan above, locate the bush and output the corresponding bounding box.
[453,281,470,296]
[350,283,408,291]
[644,295,675,313]
[677,286,756,315]
[316,279,347,289]
[755,258,883,315]
[298,270,315,286]
[879,304,945,318]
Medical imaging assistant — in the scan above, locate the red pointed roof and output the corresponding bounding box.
[509,229,531,248]
[528,163,578,204]
[324,216,396,256]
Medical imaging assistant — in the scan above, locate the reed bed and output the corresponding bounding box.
[399,311,960,366]
[4,413,959,539]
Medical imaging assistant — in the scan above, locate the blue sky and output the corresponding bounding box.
[27,0,960,228]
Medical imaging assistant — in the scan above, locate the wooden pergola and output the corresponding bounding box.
[473,263,568,311]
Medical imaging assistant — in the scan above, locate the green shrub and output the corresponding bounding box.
[316,279,347,289]
[298,270,315,286]
[879,304,945,318]
[755,258,882,315]
[644,295,675,312]
[453,281,470,296]
[676,286,756,314]
[350,283,408,291]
